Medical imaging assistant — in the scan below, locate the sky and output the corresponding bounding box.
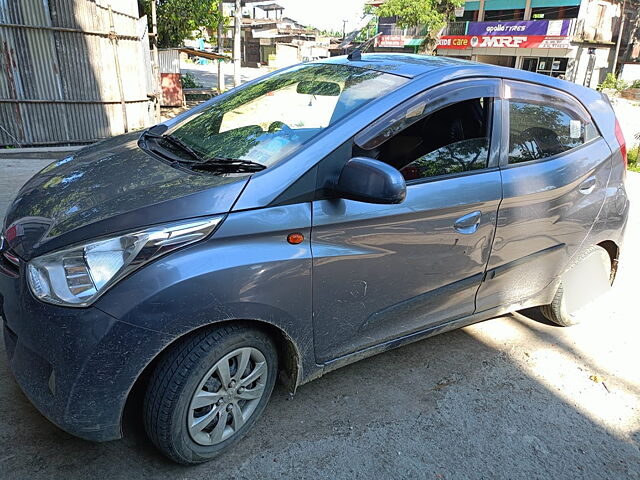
[275,0,369,33]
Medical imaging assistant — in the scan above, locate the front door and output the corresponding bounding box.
[311,79,503,363]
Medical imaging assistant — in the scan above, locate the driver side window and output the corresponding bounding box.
[356,97,494,182]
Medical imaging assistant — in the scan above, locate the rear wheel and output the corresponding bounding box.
[539,245,612,327]
[143,324,278,464]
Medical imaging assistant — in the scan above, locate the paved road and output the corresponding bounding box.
[181,61,268,90]
[0,158,638,480]
[0,158,58,219]
[610,97,640,147]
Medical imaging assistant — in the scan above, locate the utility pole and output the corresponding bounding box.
[150,0,161,121]
[217,0,226,93]
[612,0,627,74]
[233,0,241,88]
[342,19,348,55]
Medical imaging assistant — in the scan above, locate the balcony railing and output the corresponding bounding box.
[378,24,428,37]
[444,21,467,36]
[572,18,612,43]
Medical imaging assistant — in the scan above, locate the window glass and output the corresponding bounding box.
[168,64,407,167]
[483,9,525,20]
[219,83,340,132]
[508,101,596,164]
[357,98,493,181]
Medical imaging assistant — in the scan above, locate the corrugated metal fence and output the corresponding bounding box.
[0,0,155,147]
[159,48,180,74]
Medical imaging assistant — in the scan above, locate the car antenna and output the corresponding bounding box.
[347,33,382,61]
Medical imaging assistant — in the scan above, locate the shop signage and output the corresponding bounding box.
[376,34,404,47]
[437,35,571,50]
[467,19,571,37]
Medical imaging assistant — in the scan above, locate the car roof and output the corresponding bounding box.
[315,53,473,78]
[316,53,597,100]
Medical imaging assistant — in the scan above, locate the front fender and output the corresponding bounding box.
[95,203,316,381]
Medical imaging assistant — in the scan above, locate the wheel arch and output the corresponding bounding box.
[121,318,303,437]
[597,239,620,282]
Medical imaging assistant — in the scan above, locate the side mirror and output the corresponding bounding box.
[335,157,406,204]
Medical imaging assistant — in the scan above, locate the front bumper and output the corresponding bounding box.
[0,261,168,442]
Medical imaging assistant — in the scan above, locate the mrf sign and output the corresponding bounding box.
[468,19,571,37]
[438,19,572,50]
[438,35,571,49]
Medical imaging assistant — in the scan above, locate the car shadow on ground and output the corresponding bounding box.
[1,309,638,480]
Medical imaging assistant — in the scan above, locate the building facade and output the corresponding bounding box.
[371,0,627,89]
[186,2,330,69]
[437,0,623,88]
[241,16,329,68]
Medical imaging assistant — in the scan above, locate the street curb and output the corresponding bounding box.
[0,145,88,154]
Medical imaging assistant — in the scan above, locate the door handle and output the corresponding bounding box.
[579,176,596,195]
[454,211,481,234]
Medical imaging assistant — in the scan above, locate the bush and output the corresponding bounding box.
[597,73,629,92]
[631,79,640,89]
[628,145,639,172]
[181,72,202,89]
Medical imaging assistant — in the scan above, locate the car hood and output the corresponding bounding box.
[3,132,250,260]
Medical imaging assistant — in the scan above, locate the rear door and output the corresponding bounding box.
[476,80,612,311]
[311,79,503,363]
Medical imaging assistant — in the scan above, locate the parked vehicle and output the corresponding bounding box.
[0,54,628,464]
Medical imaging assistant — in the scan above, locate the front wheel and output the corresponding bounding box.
[539,245,612,327]
[143,324,278,464]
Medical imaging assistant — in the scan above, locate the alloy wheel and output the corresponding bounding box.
[187,347,268,446]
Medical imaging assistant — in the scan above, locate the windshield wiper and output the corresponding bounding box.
[143,130,206,163]
[189,157,266,173]
[142,129,266,173]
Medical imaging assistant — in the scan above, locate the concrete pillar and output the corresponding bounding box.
[524,0,532,21]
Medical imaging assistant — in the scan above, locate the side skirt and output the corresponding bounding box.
[318,306,503,377]
[297,279,560,387]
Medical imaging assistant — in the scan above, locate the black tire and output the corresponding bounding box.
[539,245,612,327]
[143,323,278,464]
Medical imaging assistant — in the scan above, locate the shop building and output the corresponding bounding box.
[369,0,628,89]
[437,0,624,88]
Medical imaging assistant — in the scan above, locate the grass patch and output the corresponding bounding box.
[629,145,640,172]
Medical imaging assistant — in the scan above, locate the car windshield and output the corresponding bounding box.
[167,63,408,168]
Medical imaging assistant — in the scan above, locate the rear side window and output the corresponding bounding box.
[508,100,599,164]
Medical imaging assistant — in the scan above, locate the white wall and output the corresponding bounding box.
[568,44,614,88]
[576,0,621,43]
[620,64,640,83]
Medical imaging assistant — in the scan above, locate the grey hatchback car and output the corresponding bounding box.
[0,54,629,464]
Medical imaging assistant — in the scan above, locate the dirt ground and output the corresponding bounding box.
[0,165,638,479]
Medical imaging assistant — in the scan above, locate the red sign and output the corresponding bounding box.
[437,35,570,50]
[437,36,472,49]
[376,35,404,48]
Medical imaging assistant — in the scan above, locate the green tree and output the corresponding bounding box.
[138,0,224,48]
[365,0,464,51]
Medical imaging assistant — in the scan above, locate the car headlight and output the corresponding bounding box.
[27,216,223,307]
